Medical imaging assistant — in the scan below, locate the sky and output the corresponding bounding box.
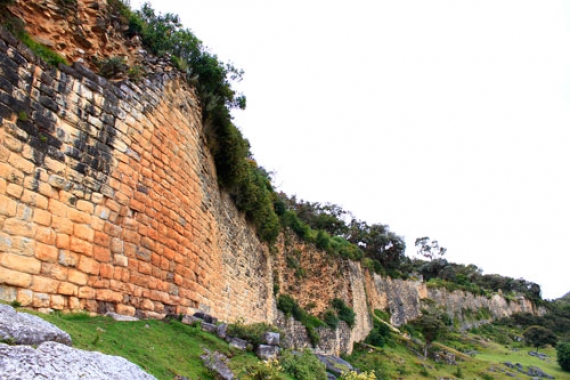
[130,0,570,300]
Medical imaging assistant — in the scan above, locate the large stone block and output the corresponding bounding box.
[0,252,41,274]
[0,266,32,287]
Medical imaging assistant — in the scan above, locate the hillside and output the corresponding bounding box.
[0,0,569,378]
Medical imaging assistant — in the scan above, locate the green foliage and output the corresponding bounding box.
[365,319,392,347]
[339,370,376,380]
[280,350,327,380]
[8,300,21,308]
[242,359,285,380]
[227,320,281,348]
[373,309,391,322]
[276,294,325,347]
[323,309,340,329]
[523,325,557,353]
[19,33,68,66]
[332,298,356,328]
[557,341,570,372]
[95,56,129,78]
[17,111,27,122]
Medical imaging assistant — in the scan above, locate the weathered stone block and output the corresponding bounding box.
[201,322,217,333]
[262,332,281,347]
[77,256,99,275]
[255,345,280,360]
[4,218,34,237]
[0,252,41,274]
[31,276,60,293]
[0,266,32,287]
[229,337,249,350]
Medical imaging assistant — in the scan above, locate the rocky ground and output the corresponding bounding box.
[0,304,156,380]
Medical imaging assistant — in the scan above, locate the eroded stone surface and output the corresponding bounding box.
[0,304,71,346]
[0,341,156,380]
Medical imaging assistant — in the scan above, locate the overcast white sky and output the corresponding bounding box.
[131,0,570,299]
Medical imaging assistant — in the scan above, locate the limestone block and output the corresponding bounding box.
[0,253,41,274]
[0,266,32,287]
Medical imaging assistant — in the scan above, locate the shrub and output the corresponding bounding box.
[277,294,325,347]
[323,310,340,329]
[332,298,356,328]
[242,359,285,380]
[339,371,376,380]
[280,350,327,380]
[95,56,129,78]
[365,319,392,347]
[557,341,570,371]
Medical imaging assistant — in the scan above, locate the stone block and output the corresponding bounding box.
[0,284,17,302]
[255,345,280,360]
[217,323,228,339]
[31,276,60,293]
[0,252,41,274]
[21,190,48,209]
[115,304,136,317]
[4,218,34,237]
[58,250,79,267]
[50,295,65,309]
[58,282,77,296]
[77,256,99,275]
[194,311,218,324]
[262,332,281,347]
[0,194,17,217]
[32,292,50,308]
[113,254,128,267]
[73,224,94,242]
[35,227,56,245]
[32,208,52,226]
[52,216,74,234]
[96,289,122,303]
[68,269,88,285]
[35,242,58,262]
[201,322,217,333]
[0,266,32,287]
[229,337,249,350]
[78,286,95,299]
[70,236,92,256]
[17,289,33,306]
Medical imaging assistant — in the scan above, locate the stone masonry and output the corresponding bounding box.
[0,26,275,323]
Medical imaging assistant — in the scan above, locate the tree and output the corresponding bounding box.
[523,325,557,353]
[415,237,447,261]
[557,342,570,372]
[413,314,448,358]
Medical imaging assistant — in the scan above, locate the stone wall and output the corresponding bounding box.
[365,273,544,328]
[0,26,275,323]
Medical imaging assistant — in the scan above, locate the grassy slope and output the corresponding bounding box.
[347,331,570,380]
[6,307,569,380]
[26,311,262,380]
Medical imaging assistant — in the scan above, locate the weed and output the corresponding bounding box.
[17,111,27,121]
[9,300,21,308]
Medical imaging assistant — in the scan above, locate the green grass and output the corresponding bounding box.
[7,306,570,380]
[32,311,258,379]
[346,329,570,380]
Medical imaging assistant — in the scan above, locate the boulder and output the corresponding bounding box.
[0,341,156,379]
[262,332,280,346]
[217,323,228,339]
[229,337,248,350]
[201,322,217,333]
[0,304,71,346]
[201,349,234,380]
[181,315,200,325]
[193,312,217,324]
[316,355,355,377]
[255,344,280,360]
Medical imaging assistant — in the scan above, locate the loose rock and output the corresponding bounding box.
[0,341,156,380]
[0,304,71,346]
